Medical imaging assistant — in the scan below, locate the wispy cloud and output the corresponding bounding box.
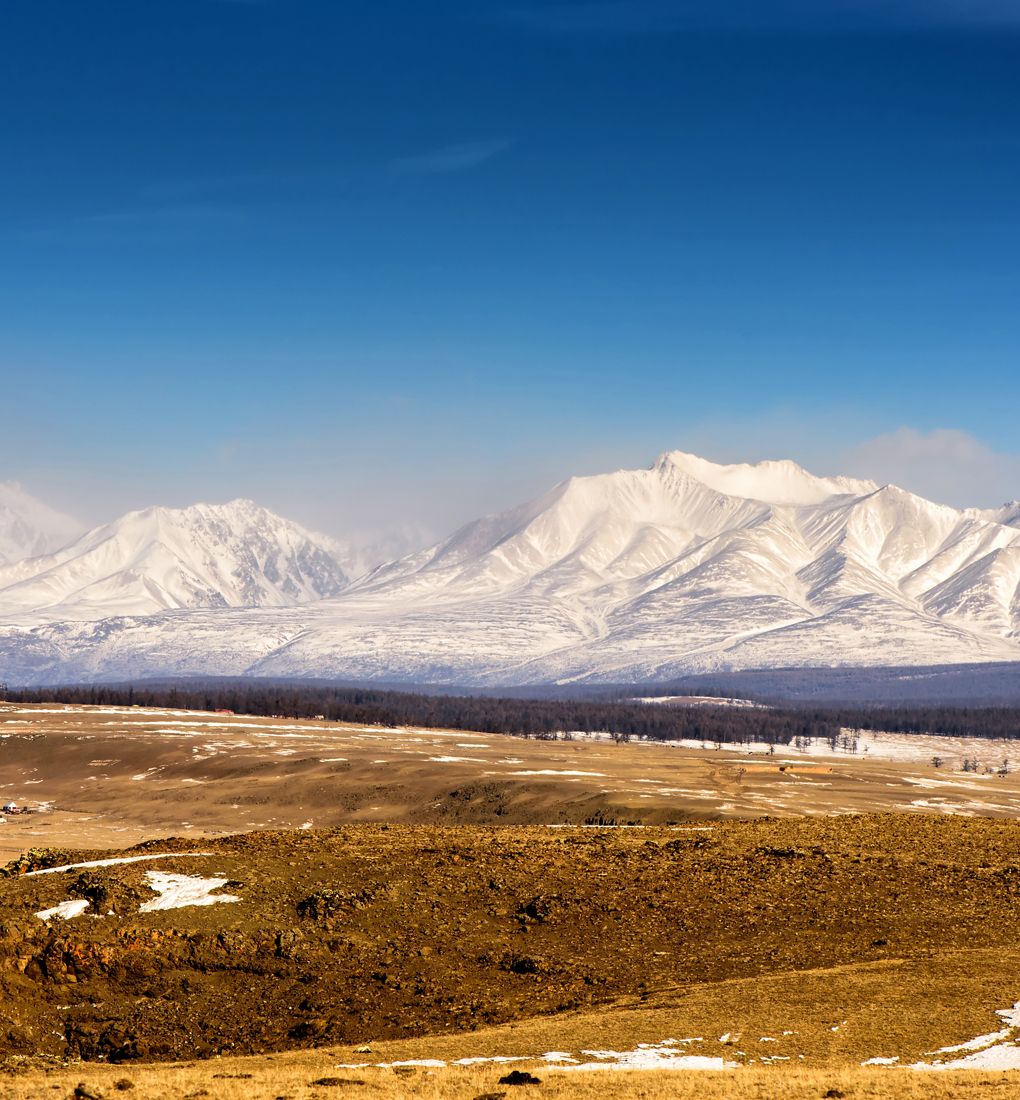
[496,0,1020,35]
[10,203,248,245]
[138,171,300,203]
[390,139,513,176]
[840,427,1020,508]
[83,204,241,228]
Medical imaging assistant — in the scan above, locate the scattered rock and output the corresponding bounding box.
[113,1082,134,1092]
[473,1093,507,1100]
[516,896,560,924]
[72,1086,103,1100]
[498,1070,541,1085]
[310,1079,366,1087]
[823,1090,846,1099]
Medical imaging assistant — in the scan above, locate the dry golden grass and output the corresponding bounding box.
[5,1061,1020,1100]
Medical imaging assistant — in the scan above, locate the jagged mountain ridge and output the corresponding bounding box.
[0,482,82,566]
[0,499,349,619]
[0,450,1018,685]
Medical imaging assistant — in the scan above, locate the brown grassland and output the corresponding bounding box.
[0,704,1019,1098]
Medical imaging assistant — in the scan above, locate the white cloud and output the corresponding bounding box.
[390,139,513,176]
[840,427,1020,509]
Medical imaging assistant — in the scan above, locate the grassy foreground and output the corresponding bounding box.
[5,816,1020,1096]
[3,1063,1020,1100]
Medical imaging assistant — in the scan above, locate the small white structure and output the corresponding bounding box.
[2,802,19,815]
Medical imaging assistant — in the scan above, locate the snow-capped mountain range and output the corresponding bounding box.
[0,499,348,620]
[1,451,1019,685]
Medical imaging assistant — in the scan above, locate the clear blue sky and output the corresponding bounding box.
[2,1,1019,537]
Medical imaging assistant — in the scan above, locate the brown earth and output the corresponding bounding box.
[1,816,1020,1070]
[3,703,1020,862]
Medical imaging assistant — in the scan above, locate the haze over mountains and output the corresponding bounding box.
[0,482,83,567]
[1,451,1019,686]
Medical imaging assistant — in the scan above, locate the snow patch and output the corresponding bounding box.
[138,871,239,912]
[35,899,90,922]
[25,852,213,877]
[904,1002,1020,1070]
[512,769,608,778]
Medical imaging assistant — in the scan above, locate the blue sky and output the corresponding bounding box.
[2,0,1019,537]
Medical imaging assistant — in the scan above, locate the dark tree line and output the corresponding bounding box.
[6,679,1019,743]
[5,679,835,746]
[793,705,1020,741]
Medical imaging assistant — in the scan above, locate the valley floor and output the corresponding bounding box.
[3,702,1020,860]
[3,704,1020,1097]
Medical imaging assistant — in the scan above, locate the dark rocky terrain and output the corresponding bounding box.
[1,817,1020,1065]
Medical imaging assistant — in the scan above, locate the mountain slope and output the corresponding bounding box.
[0,482,82,566]
[0,451,1018,685]
[0,499,349,621]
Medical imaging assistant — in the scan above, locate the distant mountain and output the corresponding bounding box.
[0,482,82,566]
[330,525,433,581]
[0,499,349,621]
[0,451,1018,685]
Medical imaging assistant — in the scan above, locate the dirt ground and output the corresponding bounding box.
[2,702,1020,860]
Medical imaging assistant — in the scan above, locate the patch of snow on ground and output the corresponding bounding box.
[913,1045,1020,1071]
[138,871,239,912]
[906,1002,1020,1070]
[26,852,213,877]
[376,1059,447,1068]
[344,1040,732,1073]
[634,695,765,709]
[552,1039,733,1072]
[512,769,608,777]
[451,1056,528,1066]
[35,899,90,921]
[560,1050,733,1071]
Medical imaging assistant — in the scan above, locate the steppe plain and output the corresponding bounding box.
[1,702,1020,1099]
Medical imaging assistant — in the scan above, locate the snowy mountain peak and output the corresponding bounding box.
[983,501,1020,529]
[0,449,1018,686]
[653,450,878,505]
[0,498,349,621]
[0,482,82,566]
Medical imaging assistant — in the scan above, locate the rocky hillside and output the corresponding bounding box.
[1,819,1020,1063]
